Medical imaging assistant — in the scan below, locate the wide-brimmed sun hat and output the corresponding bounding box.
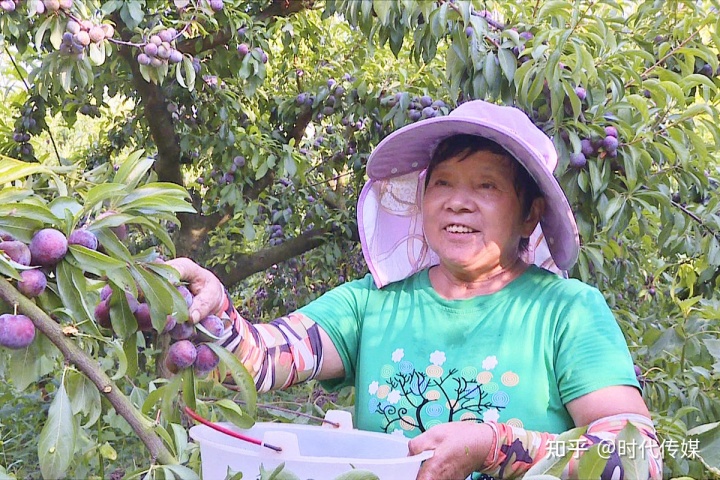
[358,99,579,288]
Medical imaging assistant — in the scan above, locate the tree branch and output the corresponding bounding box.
[176,28,233,57]
[0,278,177,466]
[215,227,329,285]
[256,0,316,21]
[113,14,183,186]
[177,0,316,57]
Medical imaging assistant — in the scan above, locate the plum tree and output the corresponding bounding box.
[0,314,36,349]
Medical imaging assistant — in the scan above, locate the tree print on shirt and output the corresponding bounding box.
[367,349,520,435]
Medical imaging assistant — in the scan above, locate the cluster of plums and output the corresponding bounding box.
[0,221,110,349]
[94,283,223,376]
[137,28,185,67]
[569,126,620,169]
[0,228,77,349]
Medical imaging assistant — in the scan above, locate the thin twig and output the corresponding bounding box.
[670,199,720,241]
[2,45,62,164]
[210,390,341,427]
[625,30,702,89]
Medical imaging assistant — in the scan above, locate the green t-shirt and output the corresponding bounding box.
[298,266,639,436]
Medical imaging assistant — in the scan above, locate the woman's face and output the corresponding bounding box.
[421,150,543,278]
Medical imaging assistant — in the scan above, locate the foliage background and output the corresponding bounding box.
[1,0,720,478]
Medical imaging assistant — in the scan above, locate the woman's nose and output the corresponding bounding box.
[444,188,473,211]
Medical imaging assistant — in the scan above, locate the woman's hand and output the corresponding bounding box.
[408,422,495,480]
[165,257,227,324]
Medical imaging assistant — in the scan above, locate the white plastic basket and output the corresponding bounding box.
[189,410,433,479]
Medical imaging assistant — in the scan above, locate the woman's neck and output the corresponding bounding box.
[428,258,529,299]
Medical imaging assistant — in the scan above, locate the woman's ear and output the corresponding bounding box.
[522,197,545,237]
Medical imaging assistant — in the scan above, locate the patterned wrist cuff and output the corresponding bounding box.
[481,421,501,470]
[218,289,241,352]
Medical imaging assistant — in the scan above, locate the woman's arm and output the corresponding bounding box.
[408,385,663,480]
[166,258,345,391]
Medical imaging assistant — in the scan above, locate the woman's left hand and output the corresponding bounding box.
[408,422,494,480]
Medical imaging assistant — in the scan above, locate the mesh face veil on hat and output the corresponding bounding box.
[358,100,580,288]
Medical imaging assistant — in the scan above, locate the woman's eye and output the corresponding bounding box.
[479,183,496,189]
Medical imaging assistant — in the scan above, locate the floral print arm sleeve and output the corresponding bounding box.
[216,290,325,392]
[481,414,663,479]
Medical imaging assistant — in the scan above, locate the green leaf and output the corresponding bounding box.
[372,0,391,25]
[616,422,650,480]
[108,289,139,339]
[214,398,255,429]
[498,47,517,83]
[120,195,196,215]
[687,421,720,472]
[83,184,129,211]
[704,339,720,372]
[66,245,126,276]
[537,0,572,19]
[332,472,380,480]
[55,262,93,324]
[576,444,609,479]
[112,151,153,190]
[0,187,33,204]
[99,442,118,461]
[0,466,15,480]
[49,196,83,223]
[162,373,184,423]
[132,265,188,332]
[0,203,60,226]
[142,380,173,415]
[207,343,257,419]
[66,370,102,428]
[34,15,54,49]
[92,228,133,262]
[260,463,302,480]
[162,464,200,480]
[7,339,47,391]
[171,422,190,461]
[283,151,297,177]
[0,157,71,183]
[182,367,197,411]
[182,55,196,91]
[109,338,130,381]
[0,255,22,281]
[89,41,105,66]
[525,426,587,477]
[118,182,191,204]
[38,381,77,480]
[676,103,712,123]
[122,331,139,379]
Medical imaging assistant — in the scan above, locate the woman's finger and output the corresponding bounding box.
[166,258,225,322]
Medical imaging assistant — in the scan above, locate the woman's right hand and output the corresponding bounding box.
[165,257,227,324]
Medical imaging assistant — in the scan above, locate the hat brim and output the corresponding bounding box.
[366,115,579,271]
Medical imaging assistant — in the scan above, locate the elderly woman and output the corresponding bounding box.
[169,100,662,479]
